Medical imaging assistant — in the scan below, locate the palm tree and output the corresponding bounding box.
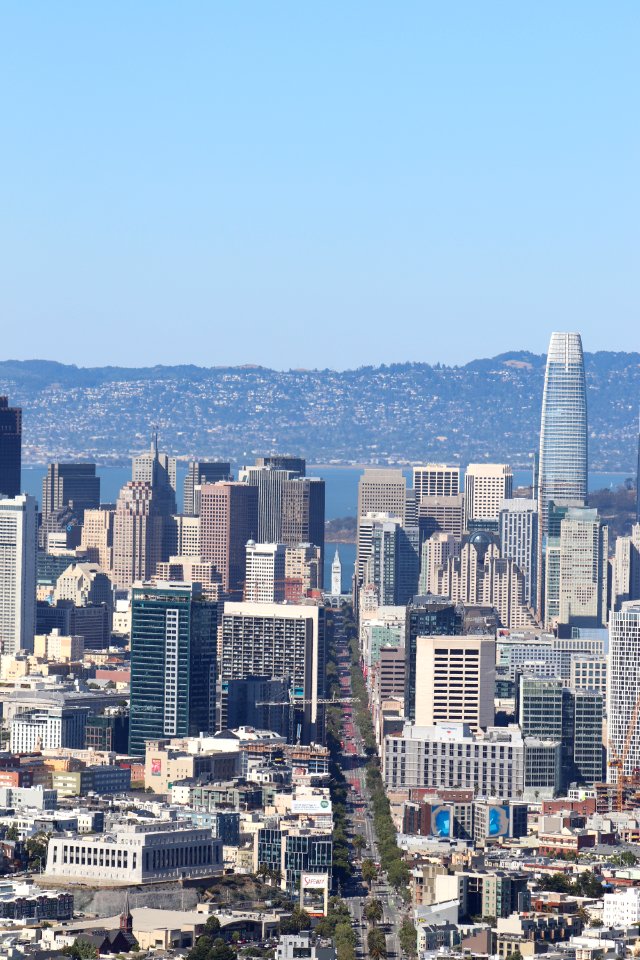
[269,867,283,888]
[256,862,271,883]
[353,834,366,857]
[367,928,387,960]
[364,899,383,926]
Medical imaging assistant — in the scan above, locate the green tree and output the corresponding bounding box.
[5,824,18,842]
[205,917,222,937]
[63,940,99,960]
[25,832,49,871]
[362,858,377,886]
[367,928,387,960]
[399,918,417,958]
[279,907,312,934]
[353,834,366,857]
[364,899,383,926]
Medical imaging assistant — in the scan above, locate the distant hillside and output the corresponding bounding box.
[0,351,639,469]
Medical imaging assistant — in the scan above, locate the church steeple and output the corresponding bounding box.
[120,892,133,933]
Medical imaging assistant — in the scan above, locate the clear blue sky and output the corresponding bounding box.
[1,2,637,370]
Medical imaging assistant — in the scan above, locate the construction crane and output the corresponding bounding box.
[256,693,356,706]
[608,693,640,812]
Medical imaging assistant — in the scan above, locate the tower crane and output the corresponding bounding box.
[608,693,640,812]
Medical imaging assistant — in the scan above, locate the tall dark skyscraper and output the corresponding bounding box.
[281,477,325,584]
[254,455,305,477]
[40,462,100,548]
[0,396,22,499]
[128,582,217,757]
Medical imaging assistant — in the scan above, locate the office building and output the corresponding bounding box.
[112,482,171,590]
[0,494,37,654]
[414,635,495,733]
[154,557,222,601]
[331,549,342,596]
[419,533,458,595]
[284,543,322,602]
[220,601,325,744]
[363,517,420,606]
[413,464,460,500]
[611,523,640,610]
[199,482,258,598]
[36,598,111,649]
[128,582,218,757]
[244,541,286,602]
[558,507,608,629]
[225,676,290,738]
[40,463,100,549]
[518,676,603,786]
[570,655,607,696]
[464,464,513,530]
[80,507,115,572]
[0,396,21,499]
[132,435,177,514]
[184,461,232,516]
[608,604,640,779]
[356,469,406,585]
[499,499,538,607]
[537,332,588,538]
[405,597,461,722]
[417,494,465,541]
[45,821,222,885]
[255,455,305,477]
[281,478,325,581]
[172,514,200,557]
[239,465,295,543]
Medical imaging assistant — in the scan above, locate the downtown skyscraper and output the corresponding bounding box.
[537,332,588,534]
[537,332,588,617]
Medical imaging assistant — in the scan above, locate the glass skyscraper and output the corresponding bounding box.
[128,582,217,757]
[537,332,588,536]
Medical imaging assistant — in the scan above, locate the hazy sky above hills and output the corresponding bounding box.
[1,3,637,370]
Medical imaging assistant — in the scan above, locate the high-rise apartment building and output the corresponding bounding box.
[464,464,513,530]
[414,635,495,733]
[558,506,608,629]
[413,464,460,500]
[239,466,295,543]
[132,436,177,514]
[183,461,232,516]
[608,603,640,779]
[128,582,217,757]
[80,507,115,572]
[112,482,171,590]
[199,482,258,598]
[0,494,37,654]
[280,478,325,581]
[612,523,640,611]
[244,541,286,602]
[537,332,588,538]
[0,397,21,499]
[356,469,406,587]
[40,463,100,549]
[499,499,538,608]
[220,601,325,744]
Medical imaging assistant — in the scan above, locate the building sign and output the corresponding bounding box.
[300,872,329,917]
[151,758,162,776]
[291,797,331,815]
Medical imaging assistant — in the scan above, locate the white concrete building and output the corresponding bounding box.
[45,820,223,885]
[608,603,640,779]
[413,465,460,500]
[603,887,640,928]
[10,705,88,753]
[244,542,286,602]
[0,494,37,655]
[331,549,342,596]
